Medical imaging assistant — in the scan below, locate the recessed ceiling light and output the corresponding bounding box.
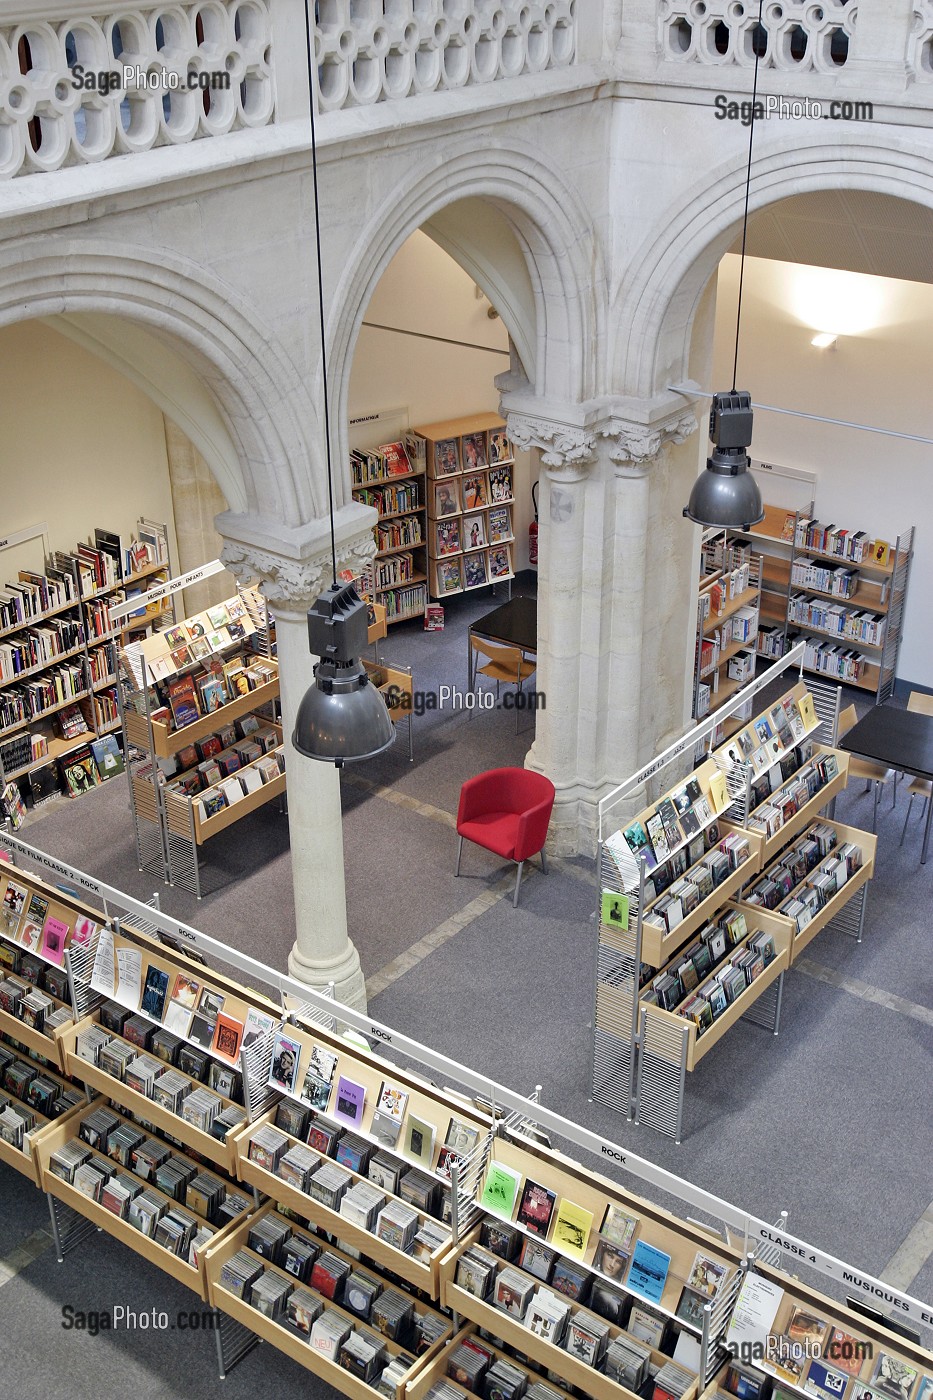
[811,332,837,349]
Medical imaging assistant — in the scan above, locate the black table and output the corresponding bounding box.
[468,596,537,690]
[839,705,933,863]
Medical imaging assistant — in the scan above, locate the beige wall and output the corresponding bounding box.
[713,254,932,690]
[348,229,537,571]
[0,319,180,581]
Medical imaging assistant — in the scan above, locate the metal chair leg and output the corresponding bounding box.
[899,793,916,847]
[513,860,524,907]
[456,835,464,876]
[540,848,548,874]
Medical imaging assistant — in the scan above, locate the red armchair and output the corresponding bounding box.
[456,767,556,907]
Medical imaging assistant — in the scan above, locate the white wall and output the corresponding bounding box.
[713,254,932,689]
[348,230,537,571]
[0,320,179,582]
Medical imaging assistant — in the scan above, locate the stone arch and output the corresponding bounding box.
[327,138,605,498]
[614,136,933,400]
[0,238,322,529]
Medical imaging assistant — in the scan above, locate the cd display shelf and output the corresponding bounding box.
[35,1093,255,1298]
[700,1258,932,1400]
[116,572,281,897]
[412,411,517,601]
[204,1201,456,1399]
[0,840,927,1399]
[728,503,914,703]
[0,1047,86,1186]
[692,542,764,724]
[592,651,871,1141]
[236,1014,494,1295]
[0,517,173,802]
[439,1123,746,1400]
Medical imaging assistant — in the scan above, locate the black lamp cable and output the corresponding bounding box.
[732,0,766,392]
[302,1,338,585]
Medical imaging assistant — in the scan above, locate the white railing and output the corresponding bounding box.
[313,0,577,113]
[0,1,274,178]
[658,0,855,74]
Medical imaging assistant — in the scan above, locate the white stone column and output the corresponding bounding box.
[219,506,376,1010]
[499,390,698,855]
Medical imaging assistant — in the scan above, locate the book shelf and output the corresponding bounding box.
[351,438,429,624]
[410,412,516,600]
[0,518,172,806]
[594,669,869,1139]
[117,577,281,894]
[729,504,914,702]
[692,540,763,724]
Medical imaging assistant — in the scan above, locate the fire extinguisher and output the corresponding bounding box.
[529,479,539,566]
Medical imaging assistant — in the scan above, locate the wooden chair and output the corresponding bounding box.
[470,637,536,732]
[837,704,895,833]
[899,692,933,849]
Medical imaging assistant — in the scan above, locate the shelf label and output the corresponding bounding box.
[107,558,227,621]
[754,1225,933,1327]
[0,833,104,897]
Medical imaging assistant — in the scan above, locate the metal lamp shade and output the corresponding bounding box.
[292,660,396,765]
[684,448,765,531]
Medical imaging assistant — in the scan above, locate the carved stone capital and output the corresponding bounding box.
[604,411,698,473]
[217,506,377,613]
[505,412,598,477]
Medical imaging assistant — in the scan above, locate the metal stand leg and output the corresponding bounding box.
[47,1192,97,1262]
[456,835,464,877]
[871,781,880,833]
[513,860,524,907]
[214,1308,259,1380]
[922,794,932,866]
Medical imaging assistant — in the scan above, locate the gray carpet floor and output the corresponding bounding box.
[3,578,932,1396]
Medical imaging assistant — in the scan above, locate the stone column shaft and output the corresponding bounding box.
[218,505,377,1010]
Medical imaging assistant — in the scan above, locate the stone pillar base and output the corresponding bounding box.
[288,939,368,1012]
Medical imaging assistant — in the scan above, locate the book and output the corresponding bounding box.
[826,1329,869,1378]
[166,675,201,728]
[479,1161,522,1219]
[403,1113,436,1167]
[550,1198,593,1258]
[601,1203,638,1250]
[805,1361,851,1400]
[445,1119,480,1155]
[141,966,170,1021]
[687,1251,728,1296]
[90,734,125,779]
[593,1237,629,1284]
[333,1075,366,1127]
[268,1031,302,1094]
[628,1239,671,1303]
[516,1179,557,1237]
[39,915,70,965]
[301,1044,338,1110]
[211,1012,244,1063]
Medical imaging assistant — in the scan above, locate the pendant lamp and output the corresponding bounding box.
[291,3,395,767]
[684,1,766,531]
